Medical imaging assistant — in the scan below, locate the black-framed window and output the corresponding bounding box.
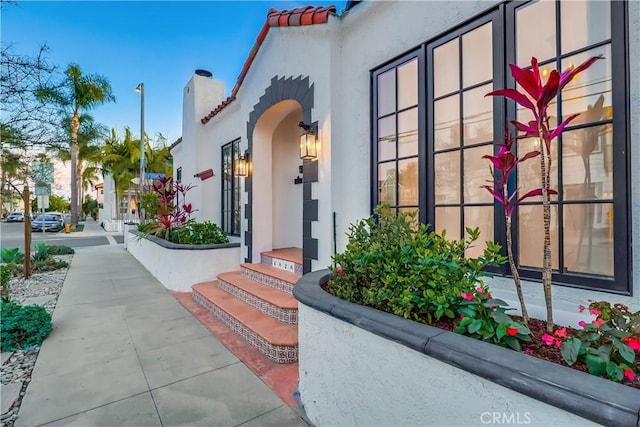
[373,56,420,217]
[221,139,241,236]
[176,167,182,183]
[371,0,630,293]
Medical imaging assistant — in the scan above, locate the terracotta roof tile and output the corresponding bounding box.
[169,136,182,150]
[201,5,337,124]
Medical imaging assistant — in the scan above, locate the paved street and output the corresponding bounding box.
[0,221,110,252]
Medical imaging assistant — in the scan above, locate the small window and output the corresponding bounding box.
[176,167,182,183]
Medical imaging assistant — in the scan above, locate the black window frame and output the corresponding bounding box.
[221,139,241,236]
[370,0,631,294]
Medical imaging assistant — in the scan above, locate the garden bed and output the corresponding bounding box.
[126,230,240,292]
[295,270,640,427]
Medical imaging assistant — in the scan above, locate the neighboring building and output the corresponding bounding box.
[172,0,638,313]
[98,173,139,230]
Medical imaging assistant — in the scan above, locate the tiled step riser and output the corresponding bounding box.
[241,267,295,295]
[217,279,298,324]
[192,291,298,363]
[260,255,303,275]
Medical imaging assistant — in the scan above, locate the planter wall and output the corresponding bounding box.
[126,230,240,292]
[294,271,640,427]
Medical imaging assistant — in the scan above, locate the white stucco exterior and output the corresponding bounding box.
[126,232,240,292]
[173,1,639,301]
[298,303,598,427]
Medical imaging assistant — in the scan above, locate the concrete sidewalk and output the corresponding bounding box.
[17,245,305,427]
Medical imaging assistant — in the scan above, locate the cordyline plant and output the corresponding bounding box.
[486,55,601,333]
[140,176,196,241]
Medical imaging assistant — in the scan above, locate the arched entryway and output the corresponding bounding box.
[244,76,318,273]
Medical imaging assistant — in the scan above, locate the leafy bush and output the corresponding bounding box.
[174,221,229,245]
[1,301,52,351]
[552,301,639,382]
[140,191,160,220]
[1,247,24,264]
[31,257,69,273]
[454,287,531,350]
[32,242,49,261]
[329,206,506,325]
[1,264,14,302]
[47,245,75,255]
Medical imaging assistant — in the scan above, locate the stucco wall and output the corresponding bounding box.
[298,303,598,427]
[126,232,240,292]
[272,110,303,249]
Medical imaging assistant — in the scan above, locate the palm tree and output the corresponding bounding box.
[101,128,138,220]
[36,64,114,226]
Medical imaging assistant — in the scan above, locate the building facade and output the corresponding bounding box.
[172,0,639,309]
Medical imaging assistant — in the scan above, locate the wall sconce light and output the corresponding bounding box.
[299,121,318,160]
[235,150,249,177]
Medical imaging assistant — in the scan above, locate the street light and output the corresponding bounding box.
[135,82,145,220]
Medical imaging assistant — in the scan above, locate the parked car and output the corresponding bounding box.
[6,212,24,222]
[47,212,66,228]
[31,214,63,232]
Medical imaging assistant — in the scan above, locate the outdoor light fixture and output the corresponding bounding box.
[299,121,318,160]
[135,82,145,189]
[236,150,250,177]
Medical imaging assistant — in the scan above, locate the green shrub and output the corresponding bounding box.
[329,206,506,325]
[31,257,68,273]
[32,242,49,262]
[140,191,160,220]
[1,264,14,302]
[1,247,24,264]
[174,221,229,245]
[47,245,74,255]
[0,301,52,351]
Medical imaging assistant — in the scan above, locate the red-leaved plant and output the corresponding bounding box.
[485,55,601,332]
[140,176,196,242]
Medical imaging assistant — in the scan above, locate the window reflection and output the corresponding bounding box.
[378,162,397,206]
[398,59,418,109]
[378,116,396,161]
[463,23,493,87]
[464,206,494,258]
[436,207,460,240]
[518,204,560,270]
[398,108,418,157]
[463,145,493,204]
[463,84,493,146]
[562,124,613,201]
[517,137,558,201]
[434,95,459,151]
[434,39,459,98]
[561,0,610,54]
[398,158,418,205]
[434,151,460,204]
[378,69,395,117]
[564,203,613,276]
[517,0,556,65]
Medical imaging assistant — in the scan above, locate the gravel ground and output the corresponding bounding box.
[1,255,72,427]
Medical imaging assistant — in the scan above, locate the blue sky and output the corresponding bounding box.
[2,0,346,148]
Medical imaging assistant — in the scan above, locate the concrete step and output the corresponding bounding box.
[241,263,301,295]
[192,282,298,364]
[217,271,298,324]
[261,248,303,275]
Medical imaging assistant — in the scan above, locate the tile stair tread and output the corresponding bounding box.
[192,282,298,346]
[218,271,298,309]
[261,248,303,265]
[241,263,302,284]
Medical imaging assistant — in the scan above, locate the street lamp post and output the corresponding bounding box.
[135,82,145,219]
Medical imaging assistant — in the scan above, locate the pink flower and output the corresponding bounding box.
[555,340,562,348]
[554,327,567,338]
[461,293,474,301]
[578,304,586,313]
[524,348,534,355]
[623,369,635,381]
[459,315,465,320]
[623,337,640,351]
[592,318,606,327]
[541,333,555,346]
[488,293,493,299]
[336,267,343,274]
[476,287,485,293]
[507,327,519,337]
[590,308,602,316]
[577,320,586,328]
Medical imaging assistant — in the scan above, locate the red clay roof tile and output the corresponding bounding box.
[169,136,182,151]
[201,5,336,124]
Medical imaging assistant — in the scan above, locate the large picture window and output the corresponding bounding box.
[371,0,630,293]
[221,139,241,236]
